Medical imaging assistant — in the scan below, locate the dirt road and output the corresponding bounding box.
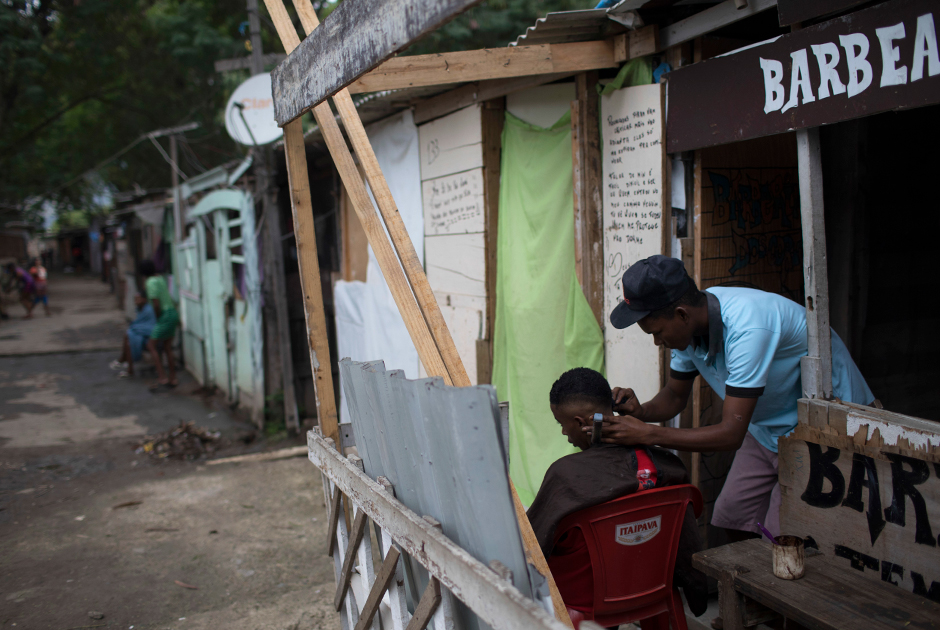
[0,274,340,629]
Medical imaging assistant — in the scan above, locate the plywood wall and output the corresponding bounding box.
[417,105,487,384]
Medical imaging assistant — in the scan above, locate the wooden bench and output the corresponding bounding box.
[692,539,940,630]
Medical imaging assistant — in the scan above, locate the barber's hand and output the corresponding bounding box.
[611,387,643,417]
[582,415,651,446]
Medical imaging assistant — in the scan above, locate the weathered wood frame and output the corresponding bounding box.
[314,432,570,630]
[262,0,573,624]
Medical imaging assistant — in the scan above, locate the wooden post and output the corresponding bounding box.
[281,121,340,446]
[170,135,181,243]
[247,0,300,431]
[796,127,833,399]
[691,148,703,493]
[570,72,604,328]
[259,151,300,432]
[478,98,504,386]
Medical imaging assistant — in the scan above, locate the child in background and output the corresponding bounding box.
[4,263,36,318]
[29,258,50,317]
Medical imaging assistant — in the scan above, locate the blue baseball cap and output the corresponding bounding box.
[609,255,694,329]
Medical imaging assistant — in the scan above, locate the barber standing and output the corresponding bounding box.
[597,255,873,538]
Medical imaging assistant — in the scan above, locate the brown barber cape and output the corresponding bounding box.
[526,444,708,615]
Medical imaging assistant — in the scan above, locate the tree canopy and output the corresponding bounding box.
[1,0,590,225]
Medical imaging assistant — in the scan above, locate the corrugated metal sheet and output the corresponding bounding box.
[339,359,541,629]
[511,9,631,46]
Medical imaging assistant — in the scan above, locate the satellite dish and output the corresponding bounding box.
[225,73,283,146]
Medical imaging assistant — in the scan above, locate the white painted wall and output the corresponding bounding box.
[418,105,486,383]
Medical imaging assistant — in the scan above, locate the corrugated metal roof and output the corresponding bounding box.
[511,6,643,46]
[511,9,622,46]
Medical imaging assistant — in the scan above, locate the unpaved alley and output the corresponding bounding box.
[0,274,340,630]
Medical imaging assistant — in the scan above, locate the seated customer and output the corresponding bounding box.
[110,294,157,378]
[527,368,708,617]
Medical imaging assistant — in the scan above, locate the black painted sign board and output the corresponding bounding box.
[779,437,940,604]
[666,0,940,153]
[777,0,870,27]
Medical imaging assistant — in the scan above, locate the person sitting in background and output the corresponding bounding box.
[527,368,708,618]
[29,258,50,317]
[138,259,179,390]
[110,294,156,378]
[5,263,36,318]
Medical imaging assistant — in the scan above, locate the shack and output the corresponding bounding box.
[257,0,940,627]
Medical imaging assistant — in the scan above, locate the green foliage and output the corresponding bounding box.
[0,0,591,220]
[0,0,247,213]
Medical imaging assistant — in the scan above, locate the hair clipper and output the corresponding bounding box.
[592,412,603,446]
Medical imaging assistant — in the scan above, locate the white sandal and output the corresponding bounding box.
[109,360,128,371]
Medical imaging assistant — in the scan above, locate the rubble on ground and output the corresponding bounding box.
[134,422,221,460]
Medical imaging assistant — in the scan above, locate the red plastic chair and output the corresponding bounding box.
[552,484,703,630]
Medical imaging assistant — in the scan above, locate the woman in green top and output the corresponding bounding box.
[139,259,179,389]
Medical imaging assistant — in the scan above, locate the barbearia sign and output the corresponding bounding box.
[666,0,940,153]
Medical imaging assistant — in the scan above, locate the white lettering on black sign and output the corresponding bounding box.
[760,13,939,115]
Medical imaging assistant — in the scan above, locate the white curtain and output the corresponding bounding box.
[334,110,423,423]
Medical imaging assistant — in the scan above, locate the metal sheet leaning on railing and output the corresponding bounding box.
[309,430,570,630]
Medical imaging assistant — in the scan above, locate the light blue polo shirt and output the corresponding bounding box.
[670,287,873,453]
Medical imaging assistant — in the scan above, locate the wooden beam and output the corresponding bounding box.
[282,120,340,446]
[796,127,833,399]
[659,0,777,50]
[413,72,575,125]
[612,24,660,63]
[346,40,618,97]
[271,0,483,124]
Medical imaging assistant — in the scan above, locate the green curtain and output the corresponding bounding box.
[493,111,605,506]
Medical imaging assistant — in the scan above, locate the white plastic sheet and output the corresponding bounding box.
[334,110,423,423]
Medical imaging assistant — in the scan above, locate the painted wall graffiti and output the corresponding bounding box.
[780,438,940,603]
[701,168,803,301]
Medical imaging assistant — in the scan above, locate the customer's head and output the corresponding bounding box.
[134,293,147,308]
[138,259,156,278]
[548,368,612,450]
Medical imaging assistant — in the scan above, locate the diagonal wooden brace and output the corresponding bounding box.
[326,484,343,558]
[405,576,442,630]
[354,545,403,630]
[335,507,369,611]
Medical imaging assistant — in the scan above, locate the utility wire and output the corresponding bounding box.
[147,134,189,181]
